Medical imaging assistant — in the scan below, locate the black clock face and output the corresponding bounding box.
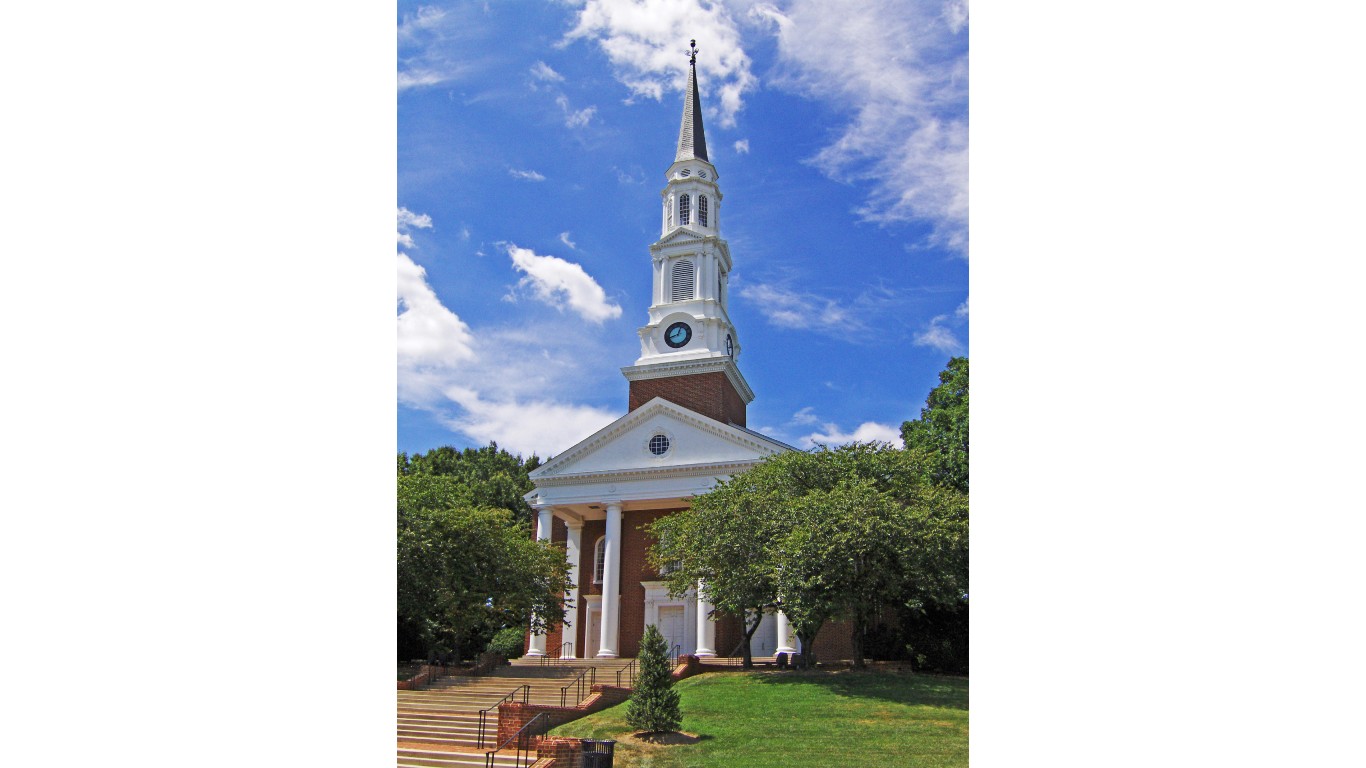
[665,322,692,348]
[725,334,733,356]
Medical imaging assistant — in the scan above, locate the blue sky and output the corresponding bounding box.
[397,0,969,459]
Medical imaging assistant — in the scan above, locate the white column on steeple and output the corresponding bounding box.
[563,520,583,658]
[695,580,716,657]
[526,505,555,657]
[597,501,622,658]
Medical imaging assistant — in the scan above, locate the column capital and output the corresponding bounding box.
[564,519,584,531]
[602,499,624,509]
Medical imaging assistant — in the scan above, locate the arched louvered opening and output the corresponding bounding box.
[671,260,695,302]
[699,195,709,227]
[679,194,690,226]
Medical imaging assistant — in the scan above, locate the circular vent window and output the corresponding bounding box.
[648,434,671,456]
[679,169,692,177]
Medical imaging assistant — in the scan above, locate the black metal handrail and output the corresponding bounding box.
[540,641,573,667]
[477,685,529,748]
[484,711,548,768]
[559,665,595,707]
[615,657,637,688]
[668,643,682,667]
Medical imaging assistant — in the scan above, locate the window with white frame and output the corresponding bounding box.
[593,536,606,584]
[699,195,708,227]
[679,193,690,226]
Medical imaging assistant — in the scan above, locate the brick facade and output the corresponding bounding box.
[532,510,866,662]
[628,371,746,427]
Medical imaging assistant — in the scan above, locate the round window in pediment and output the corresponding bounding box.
[648,434,671,456]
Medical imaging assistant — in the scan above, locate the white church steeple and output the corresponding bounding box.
[622,40,754,426]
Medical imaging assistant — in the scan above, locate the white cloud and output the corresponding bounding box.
[783,406,902,449]
[506,244,623,324]
[398,207,433,231]
[397,206,433,248]
[397,253,476,369]
[748,0,968,252]
[397,6,447,41]
[439,387,619,457]
[530,60,565,83]
[509,168,546,181]
[556,95,597,128]
[559,231,578,249]
[738,283,860,334]
[565,0,758,128]
[397,70,449,91]
[797,418,905,449]
[955,297,968,319]
[397,5,480,91]
[396,216,624,457]
[913,313,964,355]
[733,138,750,154]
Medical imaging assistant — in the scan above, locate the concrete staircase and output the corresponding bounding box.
[397,658,638,767]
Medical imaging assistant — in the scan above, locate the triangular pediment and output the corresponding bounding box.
[654,227,709,247]
[530,397,792,481]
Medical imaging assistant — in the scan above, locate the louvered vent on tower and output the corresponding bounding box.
[671,260,695,302]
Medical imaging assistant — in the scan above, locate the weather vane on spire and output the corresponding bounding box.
[688,39,698,66]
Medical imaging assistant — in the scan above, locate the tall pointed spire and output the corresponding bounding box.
[674,40,708,163]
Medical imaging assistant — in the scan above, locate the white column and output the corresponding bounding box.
[775,610,798,654]
[563,521,583,658]
[596,501,622,658]
[694,580,716,657]
[526,506,555,657]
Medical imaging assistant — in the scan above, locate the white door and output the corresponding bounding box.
[658,606,686,654]
[587,608,602,658]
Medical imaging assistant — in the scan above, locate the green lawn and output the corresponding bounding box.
[548,670,968,768]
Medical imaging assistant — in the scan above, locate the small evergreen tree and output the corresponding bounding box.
[625,624,681,733]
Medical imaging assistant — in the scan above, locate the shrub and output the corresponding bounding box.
[626,624,682,733]
[486,627,526,660]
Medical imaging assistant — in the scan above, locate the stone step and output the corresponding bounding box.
[397,729,484,744]
[397,747,531,768]
[397,695,568,708]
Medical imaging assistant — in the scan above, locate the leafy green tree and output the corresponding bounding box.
[397,483,572,661]
[901,357,968,493]
[648,487,781,669]
[626,624,682,734]
[398,443,542,526]
[652,443,968,670]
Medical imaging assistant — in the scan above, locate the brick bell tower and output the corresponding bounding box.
[621,41,754,427]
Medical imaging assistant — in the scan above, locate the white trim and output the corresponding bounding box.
[621,358,755,404]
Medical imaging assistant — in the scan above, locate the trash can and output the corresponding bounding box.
[580,739,617,768]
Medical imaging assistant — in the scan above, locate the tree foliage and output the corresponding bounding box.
[396,444,567,661]
[901,356,969,493]
[648,478,781,668]
[626,624,682,733]
[650,443,968,669]
[398,443,542,526]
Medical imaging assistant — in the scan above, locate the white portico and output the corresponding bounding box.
[524,397,793,658]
